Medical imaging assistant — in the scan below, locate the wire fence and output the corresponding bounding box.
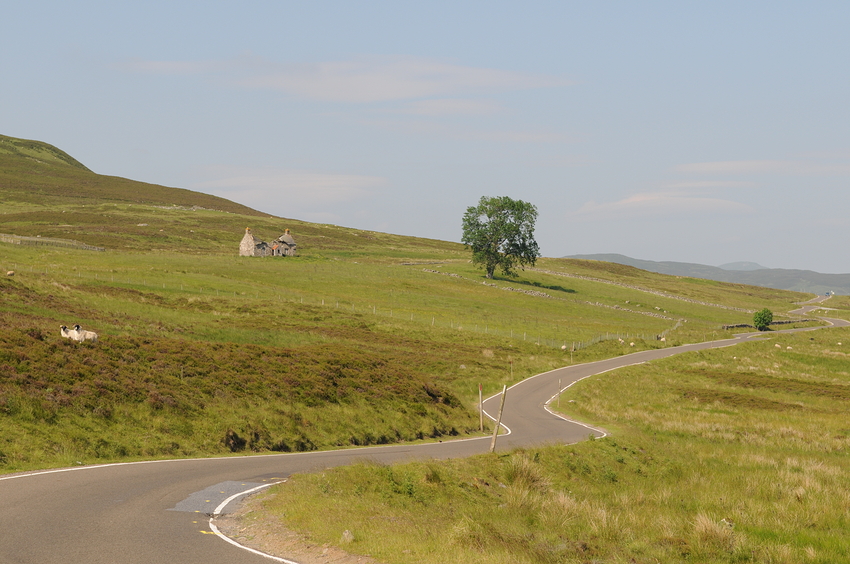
[6,264,687,352]
[0,233,104,252]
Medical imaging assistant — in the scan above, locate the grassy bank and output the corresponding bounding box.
[244,325,850,564]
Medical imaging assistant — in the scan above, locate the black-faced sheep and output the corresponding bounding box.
[72,324,98,342]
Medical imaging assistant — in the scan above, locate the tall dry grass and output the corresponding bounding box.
[254,326,850,563]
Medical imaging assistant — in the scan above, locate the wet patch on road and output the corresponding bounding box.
[169,481,266,515]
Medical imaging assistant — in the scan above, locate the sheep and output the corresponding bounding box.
[60,325,75,339]
[72,324,98,342]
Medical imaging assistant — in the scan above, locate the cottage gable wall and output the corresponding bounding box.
[239,228,258,256]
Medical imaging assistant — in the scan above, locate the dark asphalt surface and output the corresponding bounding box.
[1,296,845,563]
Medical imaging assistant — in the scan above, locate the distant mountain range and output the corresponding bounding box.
[566,254,849,295]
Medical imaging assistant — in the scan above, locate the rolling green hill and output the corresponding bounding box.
[0,134,260,213]
[0,134,91,171]
[4,135,850,562]
[0,134,829,473]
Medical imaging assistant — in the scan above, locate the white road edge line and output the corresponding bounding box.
[0,434,495,483]
[207,481,298,563]
[481,389,513,436]
[541,361,648,438]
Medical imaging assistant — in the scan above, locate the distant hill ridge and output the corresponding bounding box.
[567,253,850,295]
[717,261,768,271]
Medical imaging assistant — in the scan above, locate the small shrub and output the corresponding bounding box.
[753,308,773,331]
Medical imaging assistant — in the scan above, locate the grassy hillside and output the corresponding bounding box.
[0,135,826,476]
[0,134,263,225]
[251,327,850,564]
[0,134,91,171]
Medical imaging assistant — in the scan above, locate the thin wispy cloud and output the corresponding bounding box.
[237,56,570,103]
[117,54,569,146]
[663,180,756,190]
[677,159,850,176]
[114,58,223,75]
[381,98,504,116]
[570,191,753,221]
[793,148,850,160]
[676,160,786,175]
[530,154,598,168]
[118,54,570,104]
[192,167,386,209]
[360,117,567,143]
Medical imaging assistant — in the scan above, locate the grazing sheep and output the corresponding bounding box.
[71,324,98,342]
[60,325,74,339]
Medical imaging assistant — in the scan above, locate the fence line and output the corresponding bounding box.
[6,266,688,352]
[0,233,104,252]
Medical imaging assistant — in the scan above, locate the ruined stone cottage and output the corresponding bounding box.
[239,227,297,257]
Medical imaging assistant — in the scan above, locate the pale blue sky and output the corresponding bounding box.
[3,2,850,272]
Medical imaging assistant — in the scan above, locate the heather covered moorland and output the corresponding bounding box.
[3,135,847,562]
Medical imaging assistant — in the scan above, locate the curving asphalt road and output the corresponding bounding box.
[1,296,845,563]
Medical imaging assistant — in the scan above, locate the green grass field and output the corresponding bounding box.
[0,229,818,471]
[2,134,847,563]
[252,327,850,564]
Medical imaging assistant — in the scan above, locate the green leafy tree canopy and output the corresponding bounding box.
[753,308,773,331]
[461,196,540,279]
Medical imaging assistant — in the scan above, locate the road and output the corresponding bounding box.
[1,297,845,563]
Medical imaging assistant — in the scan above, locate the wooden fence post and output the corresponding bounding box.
[479,384,483,432]
[489,385,507,453]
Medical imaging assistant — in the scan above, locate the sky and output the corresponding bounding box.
[3,2,850,272]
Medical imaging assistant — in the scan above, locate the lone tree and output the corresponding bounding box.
[753,308,773,331]
[461,196,540,279]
